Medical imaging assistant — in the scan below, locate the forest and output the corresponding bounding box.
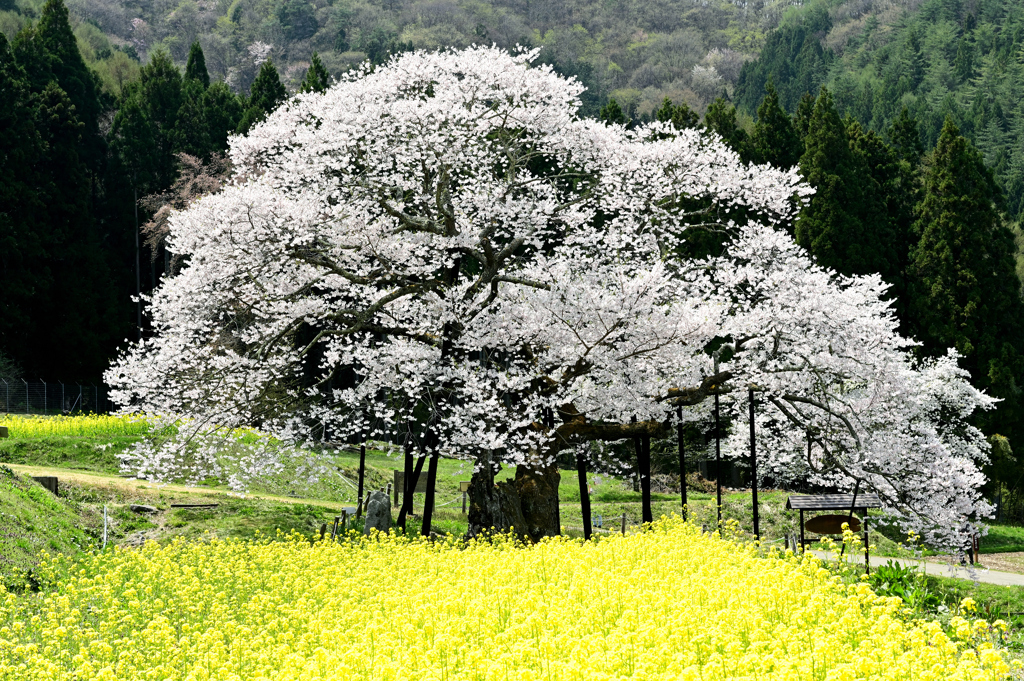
[2,0,1024,510]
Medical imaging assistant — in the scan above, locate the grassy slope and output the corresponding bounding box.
[0,465,102,589]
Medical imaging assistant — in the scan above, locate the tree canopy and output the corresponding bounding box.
[108,47,994,548]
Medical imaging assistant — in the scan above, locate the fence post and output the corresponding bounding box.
[22,379,28,414]
[2,378,7,413]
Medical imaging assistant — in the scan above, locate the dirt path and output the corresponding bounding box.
[5,463,351,510]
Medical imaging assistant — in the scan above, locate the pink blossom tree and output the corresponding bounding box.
[106,47,994,547]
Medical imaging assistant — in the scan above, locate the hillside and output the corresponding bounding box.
[735,0,1024,220]
[0,0,787,116]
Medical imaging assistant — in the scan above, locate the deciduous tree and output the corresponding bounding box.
[108,48,994,549]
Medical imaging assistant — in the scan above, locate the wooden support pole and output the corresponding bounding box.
[640,435,652,524]
[331,515,340,540]
[400,439,413,513]
[715,393,722,527]
[398,441,427,530]
[864,514,870,575]
[677,405,687,520]
[621,512,627,536]
[749,387,759,540]
[421,449,440,536]
[577,448,592,540]
[356,444,366,518]
[631,415,641,495]
[799,509,805,553]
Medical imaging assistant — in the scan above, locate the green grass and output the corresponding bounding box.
[0,465,101,589]
[979,524,1024,554]
[0,435,131,474]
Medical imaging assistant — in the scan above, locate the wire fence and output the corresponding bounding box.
[0,380,111,415]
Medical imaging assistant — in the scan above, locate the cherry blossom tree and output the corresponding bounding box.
[106,46,994,548]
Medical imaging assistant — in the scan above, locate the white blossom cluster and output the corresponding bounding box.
[106,46,994,547]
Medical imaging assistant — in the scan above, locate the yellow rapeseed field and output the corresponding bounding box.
[0,518,1015,680]
[0,414,150,439]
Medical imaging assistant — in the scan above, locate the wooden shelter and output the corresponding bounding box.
[786,493,882,571]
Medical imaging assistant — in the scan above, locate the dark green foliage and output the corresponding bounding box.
[0,7,123,381]
[238,59,286,134]
[752,82,801,168]
[911,118,1024,440]
[599,98,628,126]
[655,97,699,130]
[704,97,753,162]
[734,4,833,113]
[184,41,210,89]
[888,107,925,163]
[299,52,329,94]
[796,89,892,282]
[172,79,211,158]
[278,0,318,42]
[138,50,183,187]
[736,0,1024,220]
[793,91,815,141]
[203,81,242,150]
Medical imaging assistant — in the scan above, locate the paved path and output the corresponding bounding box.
[810,549,1024,587]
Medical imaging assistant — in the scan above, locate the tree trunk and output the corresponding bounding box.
[468,453,529,541]
[468,450,560,542]
[515,459,561,541]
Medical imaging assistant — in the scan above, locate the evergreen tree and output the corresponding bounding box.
[953,38,975,85]
[139,50,183,187]
[796,88,892,279]
[237,59,286,134]
[299,52,330,94]
[0,33,46,372]
[752,82,801,168]
[184,41,210,89]
[30,0,104,163]
[173,79,211,157]
[203,81,242,151]
[599,97,628,126]
[654,97,699,130]
[911,117,1024,440]
[793,91,815,140]
[848,121,915,328]
[704,98,753,162]
[888,106,924,163]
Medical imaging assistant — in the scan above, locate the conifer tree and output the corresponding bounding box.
[139,50,183,187]
[299,52,329,94]
[796,88,891,278]
[237,59,287,134]
[173,79,211,157]
[888,106,924,163]
[704,97,753,162]
[793,91,815,141]
[911,118,1024,439]
[184,41,210,89]
[654,97,699,130]
[203,81,242,151]
[599,97,628,126]
[752,82,801,168]
[0,33,46,371]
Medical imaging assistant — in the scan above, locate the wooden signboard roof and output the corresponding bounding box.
[786,493,882,511]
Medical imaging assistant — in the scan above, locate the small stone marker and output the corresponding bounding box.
[0,426,8,438]
[129,504,158,514]
[363,490,392,535]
